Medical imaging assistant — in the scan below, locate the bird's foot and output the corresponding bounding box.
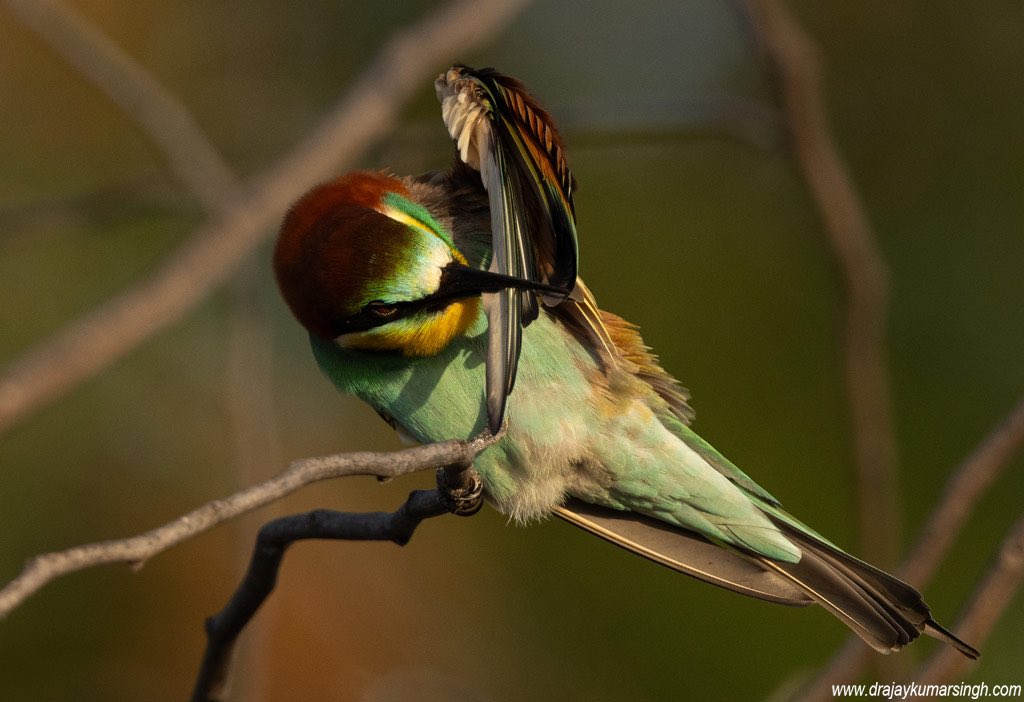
[436,465,484,517]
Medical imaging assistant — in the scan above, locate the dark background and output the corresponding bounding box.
[1,1,1021,700]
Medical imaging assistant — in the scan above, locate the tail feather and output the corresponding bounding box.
[756,548,914,652]
[766,521,979,658]
[925,618,981,660]
[554,499,980,658]
[759,531,920,652]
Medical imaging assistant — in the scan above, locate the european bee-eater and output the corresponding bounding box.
[273,65,978,658]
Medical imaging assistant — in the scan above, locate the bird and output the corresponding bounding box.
[273,64,979,659]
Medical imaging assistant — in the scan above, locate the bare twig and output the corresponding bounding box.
[2,0,240,208]
[746,0,902,570]
[0,433,500,619]
[915,512,1024,684]
[791,396,1024,702]
[194,495,454,702]
[193,457,484,702]
[0,0,534,437]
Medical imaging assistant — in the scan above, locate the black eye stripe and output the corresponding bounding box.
[328,264,566,339]
[330,296,450,337]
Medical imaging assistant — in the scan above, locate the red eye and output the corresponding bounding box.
[368,303,398,318]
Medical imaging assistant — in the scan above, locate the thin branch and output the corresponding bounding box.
[0,0,534,437]
[746,0,902,570]
[915,512,1024,684]
[0,433,500,619]
[2,0,240,209]
[192,495,454,702]
[193,452,484,702]
[790,396,1024,702]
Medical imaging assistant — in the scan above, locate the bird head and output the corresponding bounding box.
[274,171,561,357]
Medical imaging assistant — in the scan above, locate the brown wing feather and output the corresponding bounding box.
[599,307,695,424]
[557,500,980,657]
[550,278,695,425]
[481,70,576,211]
[548,283,978,658]
[555,499,812,605]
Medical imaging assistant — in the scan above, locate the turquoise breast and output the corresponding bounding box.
[310,310,602,511]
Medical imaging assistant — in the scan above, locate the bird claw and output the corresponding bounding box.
[436,466,484,517]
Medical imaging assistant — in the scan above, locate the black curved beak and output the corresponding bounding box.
[441,263,571,436]
[438,263,569,299]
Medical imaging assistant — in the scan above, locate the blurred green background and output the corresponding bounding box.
[2,1,1022,700]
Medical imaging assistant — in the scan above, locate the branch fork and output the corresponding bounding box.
[192,454,489,702]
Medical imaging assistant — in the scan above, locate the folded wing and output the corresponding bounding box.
[436,65,578,432]
[556,498,980,657]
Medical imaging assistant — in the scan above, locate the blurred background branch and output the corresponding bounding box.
[916,512,1024,684]
[2,0,240,208]
[746,1,1023,696]
[746,0,902,573]
[793,395,1024,701]
[2,1,1021,699]
[0,0,533,437]
[901,396,1024,586]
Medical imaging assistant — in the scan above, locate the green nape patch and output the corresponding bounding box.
[381,190,459,253]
